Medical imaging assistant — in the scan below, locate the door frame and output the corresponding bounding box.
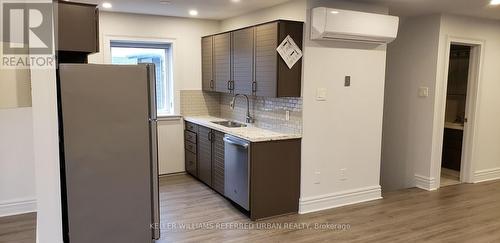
[432,36,484,187]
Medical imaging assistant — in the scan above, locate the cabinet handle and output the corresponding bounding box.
[210,80,214,89]
[252,81,257,93]
[208,131,212,141]
[227,80,231,91]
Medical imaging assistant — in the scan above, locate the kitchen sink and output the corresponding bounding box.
[212,120,247,128]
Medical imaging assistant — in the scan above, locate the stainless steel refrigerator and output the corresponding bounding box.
[58,64,160,243]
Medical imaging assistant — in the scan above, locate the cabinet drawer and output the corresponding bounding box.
[185,141,197,154]
[184,130,197,144]
[185,151,197,176]
[185,122,198,133]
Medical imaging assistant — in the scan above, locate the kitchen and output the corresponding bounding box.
[53,1,308,241]
[49,0,390,241]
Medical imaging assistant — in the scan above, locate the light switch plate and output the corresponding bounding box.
[316,88,327,101]
[418,87,429,97]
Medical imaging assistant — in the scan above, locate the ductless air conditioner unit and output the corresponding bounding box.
[311,7,399,44]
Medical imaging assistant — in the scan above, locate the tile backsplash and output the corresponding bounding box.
[220,94,302,134]
[180,90,220,117]
[180,90,303,134]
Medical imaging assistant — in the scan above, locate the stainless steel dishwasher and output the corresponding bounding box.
[223,135,250,210]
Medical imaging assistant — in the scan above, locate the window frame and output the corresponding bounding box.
[109,39,174,116]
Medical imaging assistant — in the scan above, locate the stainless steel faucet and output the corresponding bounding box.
[230,94,254,124]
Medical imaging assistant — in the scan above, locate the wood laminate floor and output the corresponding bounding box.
[0,213,36,243]
[441,168,461,187]
[3,175,500,243]
[158,174,500,243]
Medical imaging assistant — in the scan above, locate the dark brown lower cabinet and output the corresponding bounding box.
[184,122,198,177]
[211,131,225,195]
[442,128,463,171]
[184,122,301,220]
[197,126,212,186]
[249,139,301,220]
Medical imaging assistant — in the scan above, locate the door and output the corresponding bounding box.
[201,36,214,91]
[59,64,155,243]
[211,131,225,195]
[232,28,254,95]
[213,33,232,93]
[255,22,278,97]
[197,126,212,185]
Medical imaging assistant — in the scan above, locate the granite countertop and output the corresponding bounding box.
[183,116,302,142]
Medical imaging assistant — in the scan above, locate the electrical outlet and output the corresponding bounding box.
[285,110,290,121]
[314,171,321,184]
[340,168,347,181]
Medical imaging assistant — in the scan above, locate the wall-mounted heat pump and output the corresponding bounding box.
[311,7,399,44]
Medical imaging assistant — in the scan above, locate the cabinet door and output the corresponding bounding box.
[201,36,214,91]
[255,22,278,97]
[213,33,232,93]
[232,28,254,95]
[197,126,212,185]
[211,131,225,195]
[185,151,197,177]
[55,2,99,53]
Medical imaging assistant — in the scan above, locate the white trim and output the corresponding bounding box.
[0,199,37,217]
[157,115,182,121]
[474,168,500,183]
[298,186,382,214]
[431,36,485,188]
[415,174,438,191]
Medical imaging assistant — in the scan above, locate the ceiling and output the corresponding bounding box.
[73,0,500,21]
[74,0,294,20]
[357,0,500,20]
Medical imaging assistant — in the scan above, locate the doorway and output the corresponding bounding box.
[440,44,471,187]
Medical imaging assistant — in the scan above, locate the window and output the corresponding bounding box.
[110,41,173,115]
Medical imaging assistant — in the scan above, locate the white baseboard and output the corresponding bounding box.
[474,168,500,183]
[0,199,37,217]
[415,174,438,191]
[298,186,382,214]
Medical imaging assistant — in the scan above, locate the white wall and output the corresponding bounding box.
[382,15,442,191]
[0,108,36,217]
[299,0,388,213]
[31,66,63,243]
[437,15,500,181]
[382,14,500,191]
[220,0,306,31]
[88,12,220,174]
[0,57,32,109]
[157,119,185,174]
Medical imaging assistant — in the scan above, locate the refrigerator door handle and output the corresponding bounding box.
[147,64,160,240]
[150,119,160,240]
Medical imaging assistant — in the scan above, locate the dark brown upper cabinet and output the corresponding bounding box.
[201,36,214,91]
[213,33,232,94]
[201,20,303,98]
[54,1,99,53]
[232,27,255,95]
